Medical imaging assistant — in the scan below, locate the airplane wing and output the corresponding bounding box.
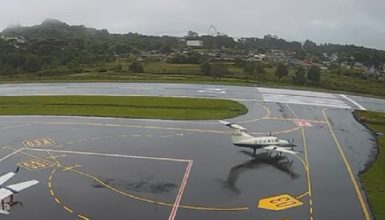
[0,172,16,186]
[0,180,39,201]
[264,145,297,155]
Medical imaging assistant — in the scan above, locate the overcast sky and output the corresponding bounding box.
[1,0,384,50]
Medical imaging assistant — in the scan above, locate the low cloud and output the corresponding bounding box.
[1,0,384,49]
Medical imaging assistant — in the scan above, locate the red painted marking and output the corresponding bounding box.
[168,160,193,220]
[294,119,312,127]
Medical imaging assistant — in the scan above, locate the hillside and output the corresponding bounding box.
[0,19,385,97]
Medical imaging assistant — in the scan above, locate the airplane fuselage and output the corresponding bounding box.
[232,135,290,147]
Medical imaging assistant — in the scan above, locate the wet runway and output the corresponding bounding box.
[0,83,382,219]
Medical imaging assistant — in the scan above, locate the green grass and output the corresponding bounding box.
[355,111,385,220]
[0,96,247,120]
[1,61,385,98]
[143,62,201,75]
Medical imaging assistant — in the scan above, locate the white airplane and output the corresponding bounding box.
[0,167,39,215]
[219,120,298,157]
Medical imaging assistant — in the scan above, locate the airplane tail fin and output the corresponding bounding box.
[219,120,253,143]
[230,128,254,143]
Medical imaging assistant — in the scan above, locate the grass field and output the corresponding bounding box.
[354,111,385,220]
[0,96,247,120]
[1,61,385,98]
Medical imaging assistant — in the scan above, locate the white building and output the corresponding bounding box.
[186,40,203,47]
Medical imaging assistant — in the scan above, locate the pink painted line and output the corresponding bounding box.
[168,160,193,220]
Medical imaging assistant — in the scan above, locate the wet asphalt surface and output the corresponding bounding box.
[0,83,382,220]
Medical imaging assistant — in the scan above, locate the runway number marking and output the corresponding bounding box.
[294,119,312,127]
[18,158,54,171]
[23,138,56,148]
[258,194,303,211]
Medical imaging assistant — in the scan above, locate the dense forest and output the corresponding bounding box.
[1,19,385,75]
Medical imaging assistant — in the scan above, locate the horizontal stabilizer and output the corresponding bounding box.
[7,180,39,193]
[264,145,298,155]
[0,172,16,186]
[219,120,247,131]
[0,180,38,201]
[0,209,9,215]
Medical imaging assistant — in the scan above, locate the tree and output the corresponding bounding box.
[275,63,288,79]
[257,48,266,54]
[129,61,144,73]
[187,31,199,38]
[24,55,42,72]
[292,66,306,85]
[210,64,230,80]
[303,40,317,52]
[244,62,265,79]
[113,63,123,72]
[200,62,212,75]
[294,49,306,60]
[307,65,321,84]
[168,51,202,64]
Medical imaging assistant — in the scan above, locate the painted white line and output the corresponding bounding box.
[24,148,191,163]
[263,99,351,109]
[0,147,25,162]
[258,87,336,98]
[169,160,193,220]
[0,124,32,130]
[0,120,227,135]
[340,94,367,110]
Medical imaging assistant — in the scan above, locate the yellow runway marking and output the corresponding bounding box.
[4,113,323,215]
[297,192,309,200]
[62,165,81,171]
[293,153,308,171]
[22,138,56,148]
[18,158,54,171]
[47,150,64,167]
[27,148,191,163]
[250,126,301,135]
[322,108,371,220]
[258,194,303,211]
[237,103,271,123]
[54,198,61,204]
[78,214,90,220]
[4,146,56,166]
[265,117,326,124]
[301,127,314,220]
[64,206,74,213]
[2,148,91,220]
[67,168,248,212]
[7,146,248,213]
[48,167,91,219]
